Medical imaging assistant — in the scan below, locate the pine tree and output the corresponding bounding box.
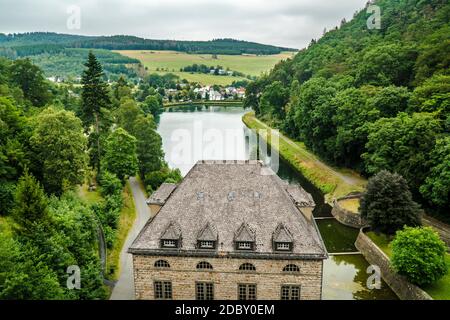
[80,52,111,172]
[360,170,422,235]
[12,170,49,240]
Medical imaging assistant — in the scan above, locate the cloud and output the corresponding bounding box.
[0,0,367,48]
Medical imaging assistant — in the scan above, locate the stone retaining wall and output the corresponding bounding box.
[355,228,432,300]
[331,194,366,228]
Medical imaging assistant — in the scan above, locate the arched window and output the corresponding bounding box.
[154,260,170,268]
[283,264,300,273]
[239,263,256,271]
[196,261,213,270]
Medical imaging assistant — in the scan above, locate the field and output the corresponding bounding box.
[116,50,295,85]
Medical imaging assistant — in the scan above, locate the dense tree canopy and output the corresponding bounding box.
[30,107,88,195]
[246,0,450,217]
[102,128,138,181]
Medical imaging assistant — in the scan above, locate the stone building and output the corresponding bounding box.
[129,160,327,300]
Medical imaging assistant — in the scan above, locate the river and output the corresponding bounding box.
[157,105,397,300]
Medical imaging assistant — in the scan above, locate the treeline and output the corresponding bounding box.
[0,46,141,81]
[0,53,179,298]
[0,33,295,55]
[181,63,248,78]
[245,0,449,218]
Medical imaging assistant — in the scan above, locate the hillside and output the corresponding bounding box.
[118,50,295,86]
[0,32,296,55]
[245,0,449,218]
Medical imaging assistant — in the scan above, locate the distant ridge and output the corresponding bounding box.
[0,32,297,55]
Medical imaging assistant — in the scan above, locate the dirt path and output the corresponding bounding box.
[110,177,150,300]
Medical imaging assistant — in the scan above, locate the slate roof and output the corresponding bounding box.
[197,223,218,241]
[146,183,177,205]
[273,223,294,243]
[130,160,327,260]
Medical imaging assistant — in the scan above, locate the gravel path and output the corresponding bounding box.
[110,177,150,300]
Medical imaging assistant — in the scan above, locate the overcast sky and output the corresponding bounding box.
[0,0,368,49]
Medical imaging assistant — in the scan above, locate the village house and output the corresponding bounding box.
[129,160,328,300]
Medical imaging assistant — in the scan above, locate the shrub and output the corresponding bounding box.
[98,170,122,197]
[391,226,447,286]
[360,170,422,235]
[0,181,16,215]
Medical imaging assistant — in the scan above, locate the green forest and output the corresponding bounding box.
[0,52,180,299]
[0,33,295,55]
[244,0,449,219]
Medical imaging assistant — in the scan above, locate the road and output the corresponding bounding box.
[110,177,150,300]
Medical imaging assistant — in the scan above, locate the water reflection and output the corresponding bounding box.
[323,255,398,300]
[157,106,398,300]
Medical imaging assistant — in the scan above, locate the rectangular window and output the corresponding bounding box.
[238,284,257,300]
[154,281,172,300]
[196,282,214,300]
[276,243,291,251]
[200,241,215,249]
[237,242,252,250]
[281,285,301,300]
[162,240,176,248]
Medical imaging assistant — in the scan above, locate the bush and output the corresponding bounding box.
[98,170,122,197]
[144,167,182,191]
[360,170,422,235]
[0,181,16,215]
[391,226,447,286]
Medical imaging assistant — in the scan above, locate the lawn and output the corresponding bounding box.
[106,182,136,281]
[366,231,393,256]
[338,198,360,213]
[77,183,103,205]
[366,230,450,300]
[242,112,366,202]
[116,50,295,85]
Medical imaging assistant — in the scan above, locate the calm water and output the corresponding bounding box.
[157,105,397,300]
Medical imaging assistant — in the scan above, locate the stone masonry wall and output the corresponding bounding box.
[331,194,366,228]
[133,255,323,300]
[355,229,432,300]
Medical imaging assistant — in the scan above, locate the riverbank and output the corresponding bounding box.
[164,100,243,108]
[242,112,366,202]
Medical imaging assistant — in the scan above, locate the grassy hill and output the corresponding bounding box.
[119,50,295,85]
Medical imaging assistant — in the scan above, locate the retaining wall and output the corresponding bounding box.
[355,228,432,300]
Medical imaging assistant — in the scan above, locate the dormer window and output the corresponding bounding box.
[234,223,256,251]
[276,242,292,251]
[199,241,215,249]
[160,222,181,249]
[197,223,217,250]
[162,240,177,248]
[237,242,253,250]
[272,223,294,252]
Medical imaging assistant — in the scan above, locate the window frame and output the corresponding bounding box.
[237,283,257,300]
[154,280,173,300]
[236,241,254,251]
[280,285,301,300]
[282,264,300,273]
[274,241,293,252]
[161,239,178,248]
[154,260,171,269]
[198,240,216,249]
[238,263,256,272]
[195,282,214,300]
[196,261,214,270]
